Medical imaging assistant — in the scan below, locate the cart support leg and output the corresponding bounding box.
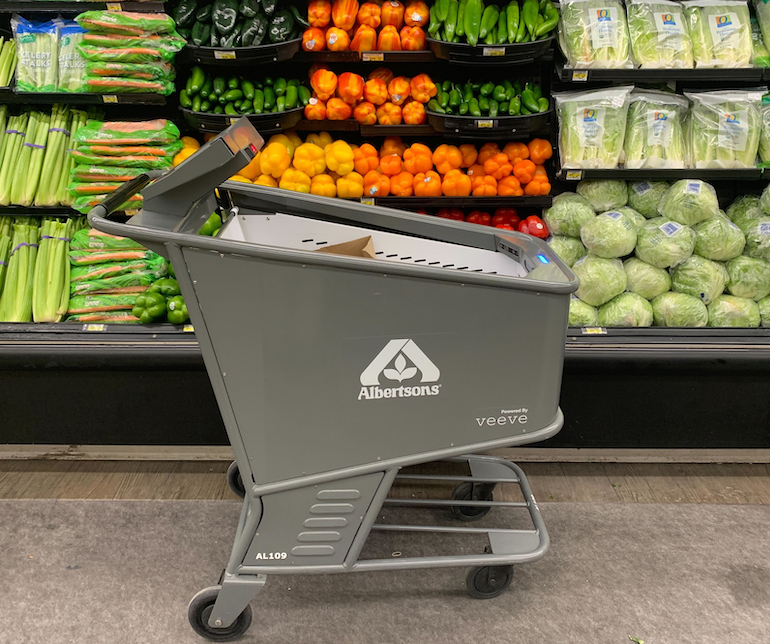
[208,573,266,629]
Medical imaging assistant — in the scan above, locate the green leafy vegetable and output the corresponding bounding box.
[599,292,654,326]
[725,255,770,299]
[576,179,628,211]
[670,255,728,303]
[652,291,709,326]
[569,297,600,326]
[559,0,633,68]
[635,217,696,268]
[548,235,586,267]
[757,294,770,325]
[658,179,719,226]
[627,180,670,218]
[580,210,638,258]
[572,255,628,306]
[624,90,689,169]
[624,257,672,299]
[627,0,694,68]
[685,0,752,68]
[542,192,596,237]
[693,214,746,260]
[708,294,760,326]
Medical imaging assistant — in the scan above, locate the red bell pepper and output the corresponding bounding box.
[517,215,549,239]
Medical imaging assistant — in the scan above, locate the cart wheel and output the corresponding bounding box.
[465,565,514,599]
[188,586,252,642]
[226,461,245,498]
[450,482,495,521]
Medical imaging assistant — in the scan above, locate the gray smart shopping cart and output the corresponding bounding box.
[89,118,578,642]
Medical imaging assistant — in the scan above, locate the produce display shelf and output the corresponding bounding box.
[370,196,552,209]
[0,205,78,216]
[427,36,555,66]
[0,1,165,11]
[426,108,551,139]
[294,118,359,131]
[183,39,302,66]
[359,124,436,137]
[295,50,439,64]
[0,88,166,105]
[554,61,765,83]
[179,106,304,134]
[555,167,764,181]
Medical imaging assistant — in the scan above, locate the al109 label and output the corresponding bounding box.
[255,552,288,560]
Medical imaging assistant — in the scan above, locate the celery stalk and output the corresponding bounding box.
[0,222,39,322]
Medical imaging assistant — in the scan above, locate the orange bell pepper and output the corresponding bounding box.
[403,143,433,173]
[400,25,426,50]
[304,97,327,120]
[332,0,359,29]
[309,62,330,77]
[326,27,351,51]
[310,173,337,197]
[353,143,379,174]
[376,102,402,125]
[441,169,472,196]
[377,25,402,50]
[503,142,529,164]
[390,171,414,196]
[409,73,437,104]
[326,98,353,120]
[413,170,442,196]
[350,24,377,51]
[405,1,430,26]
[483,153,513,180]
[432,144,462,175]
[357,2,381,27]
[302,27,327,51]
[368,67,395,84]
[513,159,536,184]
[363,78,388,105]
[387,76,410,105]
[497,175,523,197]
[364,170,390,197]
[310,69,337,101]
[524,175,551,195]
[381,0,405,27]
[336,171,364,199]
[402,100,426,124]
[380,136,406,157]
[478,142,501,165]
[337,72,364,104]
[308,0,332,27]
[458,144,478,168]
[353,101,377,125]
[379,153,403,176]
[534,164,547,177]
[472,175,497,196]
[467,163,485,177]
[527,138,552,165]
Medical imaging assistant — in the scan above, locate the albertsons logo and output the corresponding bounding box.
[358,339,441,401]
[653,111,668,121]
[715,14,732,27]
[583,109,597,122]
[661,13,676,24]
[596,8,611,21]
[725,112,740,123]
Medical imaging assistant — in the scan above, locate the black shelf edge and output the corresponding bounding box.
[294,119,359,131]
[556,167,763,181]
[184,39,301,66]
[0,88,166,105]
[180,106,303,134]
[371,196,552,209]
[0,1,166,12]
[295,50,438,64]
[0,205,78,216]
[555,61,765,83]
[360,124,436,137]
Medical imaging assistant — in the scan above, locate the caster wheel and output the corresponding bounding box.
[188,586,252,642]
[465,565,514,599]
[450,482,494,521]
[226,461,245,498]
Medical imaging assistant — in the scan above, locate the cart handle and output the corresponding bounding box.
[89,171,164,220]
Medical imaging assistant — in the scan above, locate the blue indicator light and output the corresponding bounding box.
[537,254,550,263]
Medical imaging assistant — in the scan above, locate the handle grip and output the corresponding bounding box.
[88,171,163,220]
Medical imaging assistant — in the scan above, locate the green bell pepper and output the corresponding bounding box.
[133,292,167,325]
[149,278,181,298]
[174,0,198,28]
[269,9,295,43]
[212,0,239,35]
[167,296,190,325]
[199,212,223,236]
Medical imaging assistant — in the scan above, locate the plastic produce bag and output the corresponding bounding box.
[66,311,139,322]
[580,210,638,258]
[684,0,752,67]
[12,16,58,92]
[670,255,728,303]
[75,141,183,158]
[658,179,719,225]
[693,214,746,260]
[707,294,760,325]
[759,95,770,166]
[627,0,694,68]
[83,75,175,95]
[572,255,628,306]
[70,228,145,251]
[757,295,770,324]
[635,217,696,268]
[75,11,176,36]
[67,182,124,197]
[548,235,586,267]
[742,216,770,261]
[727,193,764,229]
[74,119,180,145]
[554,86,633,169]
[58,22,87,93]
[627,180,670,218]
[624,91,689,169]
[624,257,672,299]
[70,150,173,168]
[725,255,770,299]
[70,273,161,296]
[576,179,628,211]
[68,293,138,314]
[71,193,143,214]
[617,206,647,229]
[69,248,157,266]
[542,193,596,237]
[651,291,709,325]
[85,61,174,81]
[71,165,146,182]
[598,292,654,326]
[569,297,600,326]
[82,32,186,53]
[70,257,166,282]
[751,18,770,65]
[755,0,770,54]
[558,0,633,68]
[77,44,176,64]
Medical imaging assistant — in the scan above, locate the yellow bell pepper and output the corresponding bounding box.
[254,174,278,187]
[336,171,364,199]
[293,143,326,178]
[259,142,292,179]
[268,134,297,157]
[228,175,252,184]
[325,140,355,175]
[237,150,261,180]
[285,130,303,149]
[306,131,334,149]
[311,173,337,197]
[279,168,312,193]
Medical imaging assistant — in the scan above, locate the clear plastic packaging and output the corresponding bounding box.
[759,95,770,166]
[751,17,770,65]
[670,255,728,303]
[684,0,752,67]
[559,0,633,68]
[624,90,690,169]
[598,292,654,326]
[658,179,720,225]
[572,255,628,306]
[75,11,176,36]
[58,22,87,93]
[627,0,694,68]
[707,294,760,326]
[651,291,709,325]
[12,15,58,92]
[635,217,696,268]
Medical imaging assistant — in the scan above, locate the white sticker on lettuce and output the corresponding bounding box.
[590,7,620,50]
[758,222,770,235]
[660,221,683,237]
[708,13,742,49]
[717,109,749,152]
[654,11,685,44]
[632,181,651,195]
[646,109,675,147]
[686,181,701,194]
[575,107,606,148]
[604,211,624,220]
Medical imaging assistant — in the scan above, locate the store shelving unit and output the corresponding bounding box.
[0,1,165,12]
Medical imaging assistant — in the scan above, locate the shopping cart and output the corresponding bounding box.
[89,118,578,642]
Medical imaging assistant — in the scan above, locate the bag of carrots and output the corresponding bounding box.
[71,193,143,214]
[83,75,175,95]
[70,165,146,182]
[66,312,139,323]
[85,61,175,80]
[70,150,172,168]
[67,294,139,314]
[77,44,176,63]
[70,228,146,251]
[82,32,186,53]
[74,119,180,145]
[75,11,176,36]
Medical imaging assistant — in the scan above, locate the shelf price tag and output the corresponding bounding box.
[475,119,494,128]
[565,170,583,181]
[214,50,237,60]
[229,117,239,125]
[106,2,122,10]
[571,70,588,82]
[183,324,195,333]
[102,95,118,104]
[483,47,505,56]
[581,327,607,335]
[83,324,106,332]
[360,197,375,206]
[362,52,384,61]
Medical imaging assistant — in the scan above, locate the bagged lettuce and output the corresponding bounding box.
[684,0,752,67]
[548,235,586,267]
[627,180,670,218]
[559,0,633,68]
[754,0,770,57]
[726,255,770,299]
[569,296,600,326]
[598,292,654,326]
[635,217,696,267]
[624,91,689,169]
[759,95,770,166]
[761,183,770,214]
[658,179,719,225]
[670,255,728,303]
[624,257,672,298]
[617,206,647,229]
[542,193,597,237]
[627,0,694,68]
[757,294,770,324]
[751,17,770,65]
[572,255,628,306]
[652,291,709,325]
[707,294,760,326]
[727,194,764,229]
[693,214,746,260]
[685,90,763,168]
[580,210,638,258]
[554,86,633,169]
[576,179,628,211]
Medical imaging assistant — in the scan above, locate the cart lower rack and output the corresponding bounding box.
[89,118,577,642]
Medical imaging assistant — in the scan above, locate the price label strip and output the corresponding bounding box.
[102,95,118,104]
[565,170,583,181]
[362,52,384,61]
[360,197,375,206]
[214,50,237,60]
[581,327,607,335]
[483,47,506,56]
[183,324,195,333]
[106,2,122,10]
[475,119,494,128]
[571,70,588,82]
[83,324,106,332]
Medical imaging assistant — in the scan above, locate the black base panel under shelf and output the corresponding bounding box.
[428,36,555,66]
[0,88,166,105]
[373,196,552,209]
[183,39,301,66]
[295,50,438,64]
[555,61,766,83]
[0,1,165,12]
[556,167,764,182]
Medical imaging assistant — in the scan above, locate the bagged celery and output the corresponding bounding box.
[58,22,86,92]
[627,0,694,68]
[684,0,752,67]
[624,90,689,169]
[75,11,176,36]
[85,61,175,81]
[559,0,633,68]
[751,18,770,65]
[554,86,633,169]
[12,16,58,92]
[83,76,174,95]
[70,149,172,168]
[75,141,183,157]
[70,227,145,251]
[686,89,764,168]
[71,193,143,214]
[74,119,180,145]
[71,165,145,182]
[81,32,186,54]
[759,95,770,166]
